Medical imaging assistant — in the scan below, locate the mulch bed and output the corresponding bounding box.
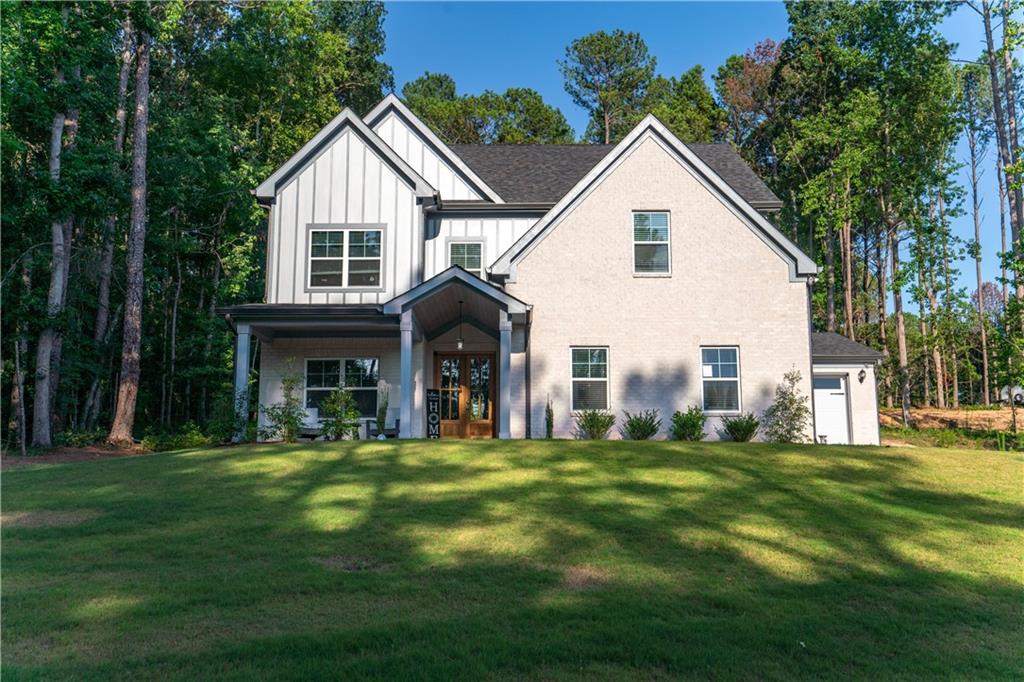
[1,444,148,470]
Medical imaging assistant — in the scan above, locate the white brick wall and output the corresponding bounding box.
[506,137,813,440]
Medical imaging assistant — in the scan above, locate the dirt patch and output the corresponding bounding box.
[561,564,611,591]
[1,443,148,470]
[313,555,387,572]
[2,509,101,528]
[880,407,1017,431]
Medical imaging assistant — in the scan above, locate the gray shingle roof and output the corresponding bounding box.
[448,143,783,207]
[811,332,883,363]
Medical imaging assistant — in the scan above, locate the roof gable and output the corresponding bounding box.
[489,115,816,281]
[364,94,504,203]
[253,108,436,204]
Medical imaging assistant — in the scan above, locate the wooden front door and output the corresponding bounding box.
[435,353,496,438]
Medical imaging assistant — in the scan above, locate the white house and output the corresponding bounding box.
[219,94,882,444]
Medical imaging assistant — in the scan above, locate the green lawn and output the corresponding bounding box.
[3,441,1022,680]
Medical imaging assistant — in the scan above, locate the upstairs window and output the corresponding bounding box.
[701,347,740,413]
[449,241,484,278]
[309,228,382,288]
[633,211,670,274]
[571,347,609,411]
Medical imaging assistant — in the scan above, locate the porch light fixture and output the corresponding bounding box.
[858,368,867,383]
[456,300,465,350]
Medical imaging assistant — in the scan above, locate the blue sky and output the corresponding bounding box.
[383,2,1000,292]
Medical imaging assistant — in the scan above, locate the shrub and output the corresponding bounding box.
[573,410,615,440]
[720,412,760,442]
[259,374,306,442]
[670,405,706,441]
[142,422,215,452]
[54,429,105,448]
[320,387,362,440]
[619,409,661,440]
[545,398,554,439]
[761,369,812,443]
[206,389,250,444]
[376,384,389,432]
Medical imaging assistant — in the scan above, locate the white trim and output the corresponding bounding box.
[569,346,610,412]
[700,346,742,415]
[448,240,485,278]
[631,210,672,276]
[489,115,817,281]
[306,226,384,291]
[304,357,380,418]
[364,94,504,203]
[383,266,529,316]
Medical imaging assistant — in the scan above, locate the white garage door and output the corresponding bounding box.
[813,376,850,445]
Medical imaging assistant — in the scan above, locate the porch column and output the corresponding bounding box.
[498,310,512,439]
[399,310,413,438]
[232,322,251,443]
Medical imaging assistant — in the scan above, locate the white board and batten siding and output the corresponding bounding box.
[425,216,540,280]
[268,129,422,305]
[373,112,482,201]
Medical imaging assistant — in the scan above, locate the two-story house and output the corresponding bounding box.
[219,94,882,444]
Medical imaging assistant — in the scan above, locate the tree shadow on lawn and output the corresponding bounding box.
[3,440,1022,679]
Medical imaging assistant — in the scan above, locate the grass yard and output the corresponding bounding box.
[3,440,1022,680]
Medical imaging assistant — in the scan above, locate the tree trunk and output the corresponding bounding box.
[13,334,27,456]
[83,18,133,429]
[31,57,70,449]
[108,29,151,446]
[861,229,871,327]
[1000,0,1023,232]
[890,231,912,425]
[841,179,856,340]
[877,230,892,408]
[981,0,1022,297]
[917,257,931,407]
[968,124,991,404]
[603,107,611,145]
[997,154,1009,304]
[825,221,836,332]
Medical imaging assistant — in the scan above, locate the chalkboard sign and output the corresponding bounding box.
[426,389,441,439]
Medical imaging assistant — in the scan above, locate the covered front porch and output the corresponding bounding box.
[221,268,529,440]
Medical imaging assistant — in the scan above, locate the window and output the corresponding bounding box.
[633,211,670,274]
[309,229,382,288]
[449,241,483,278]
[571,347,608,411]
[305,358,379,417]
[701,347,740,412]
[813,377,843,390]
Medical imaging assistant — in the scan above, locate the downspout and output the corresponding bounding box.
[524,312,532,438]
[806,276,818,442]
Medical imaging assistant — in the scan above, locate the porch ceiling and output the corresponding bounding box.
[409,283,508,340]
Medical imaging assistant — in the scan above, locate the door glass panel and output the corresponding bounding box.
[440,358,460,420]
[469,357,491,420]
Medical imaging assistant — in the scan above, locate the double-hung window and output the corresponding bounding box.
[305,358,379,417]
[701,347,740,412]
[633,211,670,274]
[309,228,382,288]
[571,347,609,411]
[449,241,484,278]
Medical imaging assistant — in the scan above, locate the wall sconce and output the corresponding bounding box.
[858,368,867,384]
[456,300,464,350]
